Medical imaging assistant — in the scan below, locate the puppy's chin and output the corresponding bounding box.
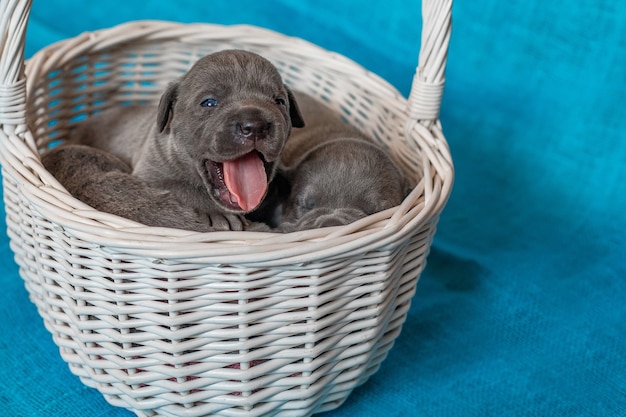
[202,154,273,213]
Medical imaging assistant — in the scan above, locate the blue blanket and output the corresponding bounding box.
[2,1,625,416]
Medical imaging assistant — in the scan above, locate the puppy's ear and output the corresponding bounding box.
[157,82,178,132]
[285,86,305,128]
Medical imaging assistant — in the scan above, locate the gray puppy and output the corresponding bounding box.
[257,91,408,232]
[42,145,226,231]
[42,50,304,232]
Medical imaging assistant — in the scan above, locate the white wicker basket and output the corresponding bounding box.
[0,1,453,416]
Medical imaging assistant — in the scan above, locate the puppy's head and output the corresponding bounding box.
[281,140,407,230]
[157,49,304,213]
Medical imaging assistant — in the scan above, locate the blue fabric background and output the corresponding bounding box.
[1,0,625,416]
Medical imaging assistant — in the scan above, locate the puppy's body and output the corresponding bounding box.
[271,91,407,232]
[43,145,235,231]
[44,50,304,232]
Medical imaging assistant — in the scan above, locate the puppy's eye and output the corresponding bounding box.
[200,98,218,107]
[275,98,286,106]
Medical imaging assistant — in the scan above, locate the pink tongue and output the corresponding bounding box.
[223,153,268,211]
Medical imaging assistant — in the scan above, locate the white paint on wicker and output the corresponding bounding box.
[0,1,453,416]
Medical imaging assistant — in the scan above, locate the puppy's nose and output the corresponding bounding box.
[238,118,270,140]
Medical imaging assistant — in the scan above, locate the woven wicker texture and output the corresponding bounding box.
[0,1,453,416]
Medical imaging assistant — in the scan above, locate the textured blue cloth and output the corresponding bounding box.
[2,0,625,416]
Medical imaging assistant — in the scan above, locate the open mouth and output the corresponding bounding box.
[206,151,269,212]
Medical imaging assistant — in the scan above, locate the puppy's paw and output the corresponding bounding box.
[207,212,245,231]
[278,207,366,232]
[244,221,273,232]
[311,208,365,228]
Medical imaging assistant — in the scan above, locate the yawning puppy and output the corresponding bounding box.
[43,50,304,231]
[262,91,407,232]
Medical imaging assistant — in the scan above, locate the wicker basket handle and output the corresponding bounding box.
[0,0,31,127]
[409,0,452,124]
[0,0,452,127]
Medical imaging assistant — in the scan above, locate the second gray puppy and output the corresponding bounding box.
[43,50,304,231]
[271,91,408,232]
